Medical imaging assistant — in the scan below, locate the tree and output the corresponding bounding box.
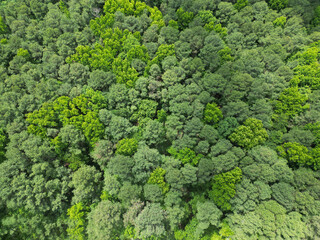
[59,0,70,18]
[26,89,107,151]
[282,127,315,147]
[228,200,308,239]
[87,200,123,240]
[71,165,102,204]
[162,67,186,86]
[180,26,207,54]
[203,102,223,124]
[230,178,271,213]
[123,200,144,227]
[132,145,162,183]
[164,190,186,231]
[174,218,199,240]
[168,147,203,166]
[88,70,116,91]
[273,16,287,28]
[0,15,8,34]
[135,203,166,239]
[176,8,194,30]
[67,202,89,240]
[131,99,158,122]
[118,182,142,206]
[312,6,320,27]
[243,163,277,184]
[268,0,288,11]
[222,101,251,122]
[52,128,87,170]
[224,72,253,102]
[234,0,248,11]
[143,183,163,202]
[102,110,135,141]
[159,26,179,44]
[116,138,138,156]
[106,155,134,183]
[142,119,166,146]
[0,0,319,238]
[180,163,197,186]
[216,2,236,25]
[209,167,242,211]
[278,142,319,169]
[210,139,233,157]
[229,118,268,149]
[91,140,114,169]
[197,157,215,184]
[304,122,320,145]
[275,87,310,118]
[0,131,72,239]
[148,167,169,194]
[164,163,185,191]
[199,32,225,71]
[0,129,8,163]
[196,201,222,236]
[211,151,239,174]
[217,117,239,138]
[271,182,295,210]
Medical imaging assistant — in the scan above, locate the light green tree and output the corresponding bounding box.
[229,118,268,149]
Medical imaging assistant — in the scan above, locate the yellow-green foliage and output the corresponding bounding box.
[67,0,165,87]
[168,147,203,166]
[0,129,7,163]
[0,38,7,44]
[278,142,320,170]
[218,47,234,63]
[176,8,194,30]
[66,28,147,87]
[145,44,175,74]
[26,89,106,148]
[67,29,147,86]
[211,221,234,240]
[234,0,248,11]
[67,202,89,240]
[130,99,158,122]
[148,167,169,194]
[198,11,228,37]
[290,45,320,90]
[273,16,286,27]
[275,87,310,117]
[213,24,228,37]
[204,103,223,124]
[210,167,242,211]
[229,118,268,149]
[174,218,199,240]
[100,190,116,201]
[123,225,136,239]
[59,0,70,18]
[17,48,30,59]
[0,15,7,34]
[116,138,138,156]
[101,0,164,26]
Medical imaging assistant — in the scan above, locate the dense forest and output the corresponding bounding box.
[1,0,320,239]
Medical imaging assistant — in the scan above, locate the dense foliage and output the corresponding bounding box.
[1,0,320,239]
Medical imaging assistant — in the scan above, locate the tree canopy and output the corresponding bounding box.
[0,0,320,239]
